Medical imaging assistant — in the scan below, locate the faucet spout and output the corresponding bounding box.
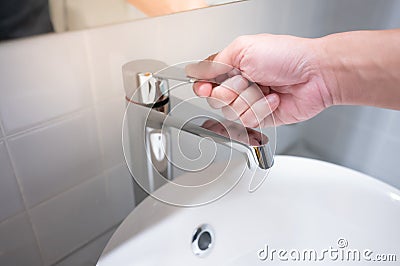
[146,106,274,170]
[123,59,274,204]
[151,65,274,170]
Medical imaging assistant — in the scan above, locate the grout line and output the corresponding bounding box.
[0,209,25,226]
[2,139,46,265]
[0,116,6,139]
[28,170,102,210]
[3,106,99,208]
[44,162,134,264]
[29,161,126,211]
[81,30,109,175]
[49,221,122,266]
[82,30,130,194]
[82,31,97,106]
[90,107,107,177]
[3,106,94,141]
[82,27,126,106]
[1,158,127,265]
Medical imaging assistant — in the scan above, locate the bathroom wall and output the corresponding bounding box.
[0,31,135,265]
[0,1,300,265]
[289,0,400,189]
[299,105,400,189]
[0,0,399,265]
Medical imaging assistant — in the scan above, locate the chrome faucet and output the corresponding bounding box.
[123,60,274,204]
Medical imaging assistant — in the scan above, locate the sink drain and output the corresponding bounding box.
[191,224,214,257]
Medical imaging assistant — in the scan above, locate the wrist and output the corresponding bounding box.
[311,30,400,108]
[311,35,344,106]
[303,36,338,107]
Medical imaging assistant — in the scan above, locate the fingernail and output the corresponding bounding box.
[266,93,278,105]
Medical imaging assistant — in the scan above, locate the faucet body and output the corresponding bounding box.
[123,60,273,204]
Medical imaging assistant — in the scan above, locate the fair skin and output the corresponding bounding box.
[127,0,208,17]
[186,29,400,127]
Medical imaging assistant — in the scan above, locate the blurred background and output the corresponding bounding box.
[0,0,239,40]
[0,0,399,265]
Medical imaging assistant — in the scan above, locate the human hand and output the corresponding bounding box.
[128,0,208,17]
[186,34,333,127]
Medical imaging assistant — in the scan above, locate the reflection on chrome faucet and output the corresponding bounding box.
[200,118,273,168]
[147,110,273,170]
[122,60,274,204]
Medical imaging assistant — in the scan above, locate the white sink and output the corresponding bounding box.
[98,156,400,265]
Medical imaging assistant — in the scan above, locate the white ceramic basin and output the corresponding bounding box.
[98,156,400,265]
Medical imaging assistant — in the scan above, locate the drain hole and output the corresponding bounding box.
[198,231,211,250]
[192,224,214,257]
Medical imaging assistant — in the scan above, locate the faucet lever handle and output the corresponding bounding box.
[153,66,197,83]
[153,66,221,84]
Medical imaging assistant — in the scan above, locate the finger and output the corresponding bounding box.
[185,36,250,80]
[212,36,250,69]
[240,93,280,128]
[259,111,286,127]
[208,75,249,108]
[193,81,213,97]
[259,115,276,128]
[221,84,265,120]
[226,68,241,78]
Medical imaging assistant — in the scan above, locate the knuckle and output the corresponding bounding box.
[233,35,251,46]
[240,111,260,128]
[212,86,236,104]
